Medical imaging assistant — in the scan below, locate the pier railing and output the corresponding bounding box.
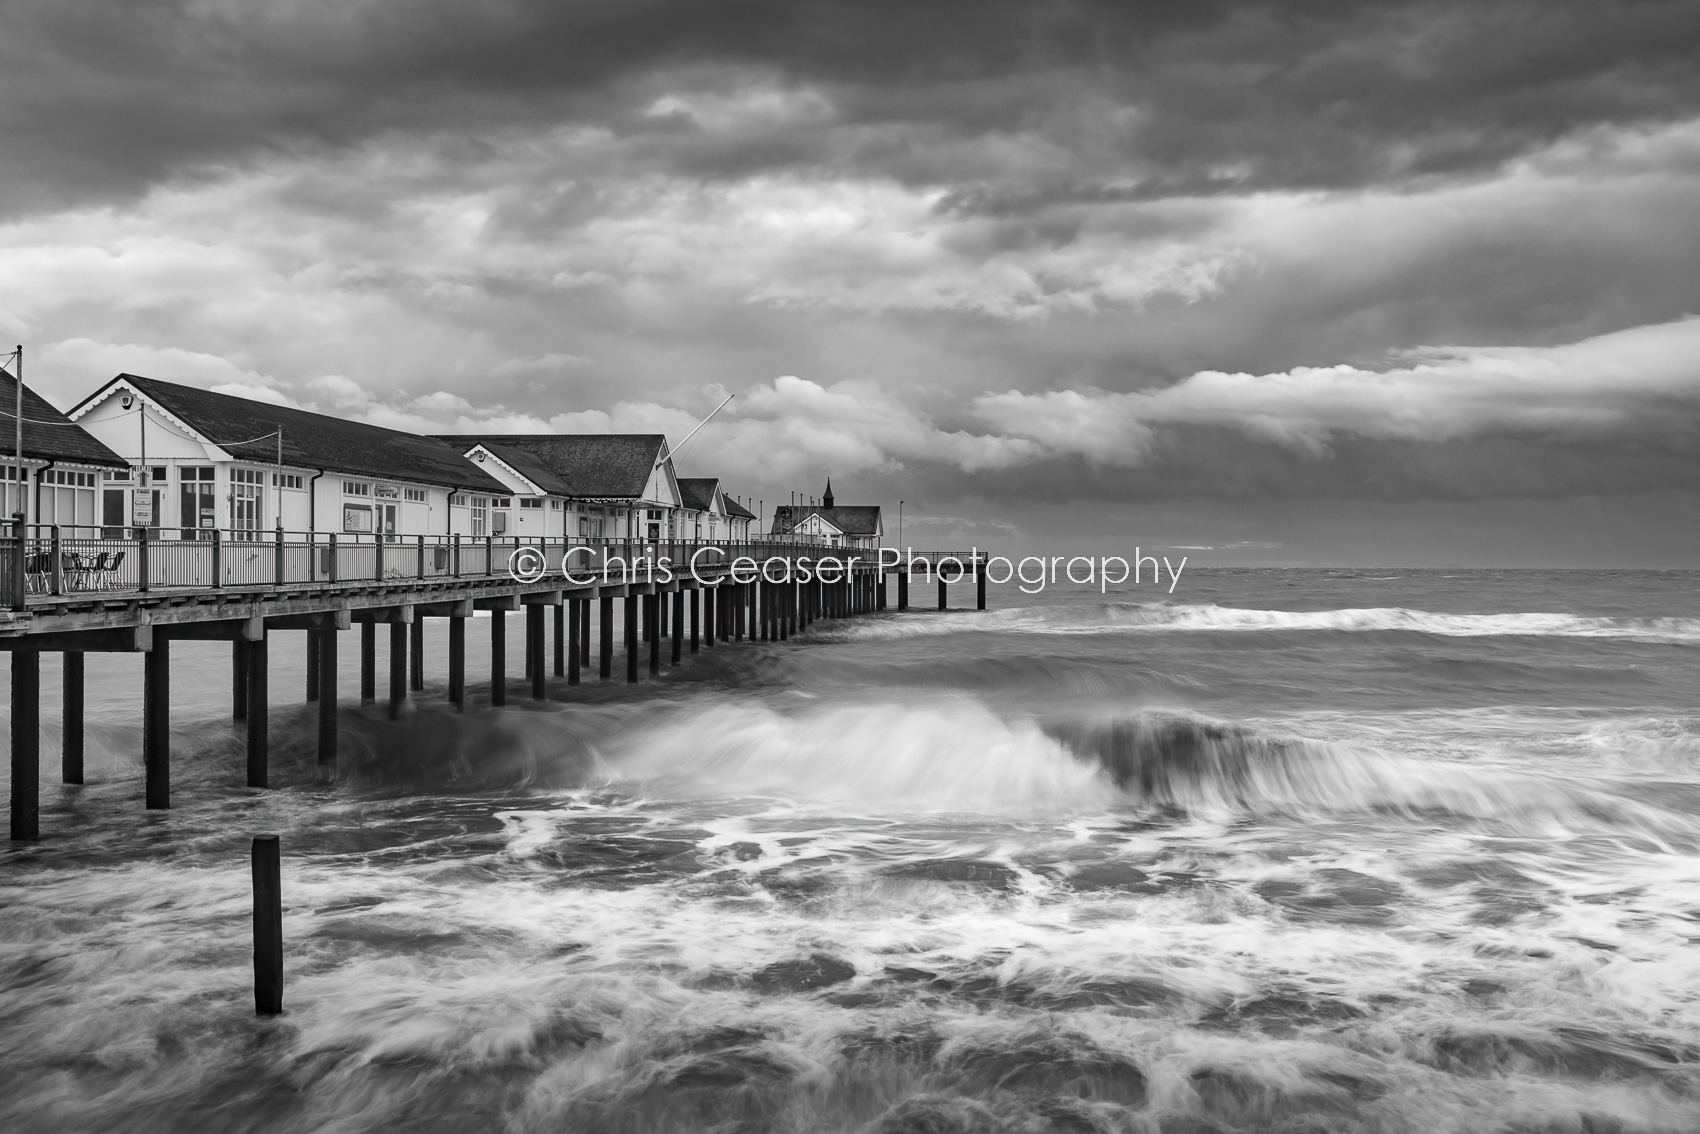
[1,523,983,608]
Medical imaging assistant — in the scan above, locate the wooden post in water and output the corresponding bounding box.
[144,639,170,809]
[624,594,638,682]
[567,599,581,685]
[672,590,683,663]
[530,603,547,700]
[977,559,986,610]
[11,650,39,840]
[490,609,506,706]
[359,622,376,704]
[599,596,614,678]
[251,835,282,1016]
[579,599,590,665]
[247,631,268,788]
[410,619,424,691]
[63,651,84,785]
[388,621,407,719]
[554,602,566,678]
[232,639,249,720]
[704,586,715,647]
[448,615,465,709]
[648,594,661,674]
[938,575,947,610]
[316,626,338,770]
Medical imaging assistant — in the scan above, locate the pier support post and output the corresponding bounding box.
[554,603,566,678]
[360,622,376,704]
[530,603,547,700]
[625,594,638,683]
[977,561,986,610]
[938,576,947,610]
[898,572,908,611]
[247,631,268,788]
[490,609,506,706]
[389,621,407,719]
[63,651,84,785]
[306,628,321,701]
[233,639,249,720]
[648,595,661,674]
[691,589,700,651]
[316,626,337,770]
[448,615,465,709]
[410,619,424,691]
[145,639,169,808]
[579,600,590,666]
[599,596,614,679]
[252,835,282,1016]
[880,574,887,610]
[567,599,581,685]
[735,584,746,641]
[672,590,683,663]
[10,650,39,840]
[704,586,715,647]
[642,593,652,643]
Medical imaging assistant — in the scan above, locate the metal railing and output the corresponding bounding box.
[0,522,985,609]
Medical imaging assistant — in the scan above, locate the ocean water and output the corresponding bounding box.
[6,569,1700,1133]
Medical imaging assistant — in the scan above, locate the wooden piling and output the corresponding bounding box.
[690,588,700,652]
[578,599,590,665]
[251,835,283,1016]
[144,639,170,809]
[938,576,947,610]
[704,586,715,647]
[530,603,547,700]
[977,561,986,610]
[305,628,320,702]
[410,619,424,691]
[624,595,638,683]
[389,621,407,719]
[316,627,338,769]
[63,651,84,785]
[672,590,683,664]
[599,596,614,678]
[490,609,506,706]
[898,571,908,611]
[554,602,566,678]
[360,622,376,704]
[10,650,39,840]
[448,615,465,709]
[246,631,268,788]
[648,594,661,674]
[567,598,581,685]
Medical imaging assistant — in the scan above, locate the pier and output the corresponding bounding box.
[4,526,987,841]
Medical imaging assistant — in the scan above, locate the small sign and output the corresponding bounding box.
[131,490,153,526]
[374,484,400,499]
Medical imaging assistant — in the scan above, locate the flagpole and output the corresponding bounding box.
[13,344,22,523]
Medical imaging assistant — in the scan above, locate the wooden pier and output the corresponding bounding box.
[4,528,987,841]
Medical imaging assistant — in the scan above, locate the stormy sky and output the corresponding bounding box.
[5,0,1700,564]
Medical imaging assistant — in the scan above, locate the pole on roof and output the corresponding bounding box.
[13,345,22,522]
[275,426,284,532]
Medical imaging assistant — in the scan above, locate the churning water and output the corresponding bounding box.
[7,569,1700,1133]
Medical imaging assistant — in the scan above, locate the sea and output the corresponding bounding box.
[6,568,1700,1133]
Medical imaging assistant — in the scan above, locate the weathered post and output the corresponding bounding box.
[448,614,465,709]
[599,595,614,678]
[554,602,566,678]
[690,588,700,652]
[11,649,39,840]
[880,573,888,611]
[579,598,590,666]
[316,625,337,771]
[251,835,283,1016]
[648,594,660,674]
[530,603,547,700]
[735,584,746,641]
[704,585,715,648]
[247,630,268,788]
[389,621,407,719]
[625,594,639,682]
[567,598,581,685]
[145,638,170,808]
[898,571,908,611]
[977,557,987,611]
[410,619,424,691]
[490,609,506,706]
[232,639,249,720]
[63,651,84,785]
[671,590,683,664]
[359,622,376,704]
[316,625,338,775]
[938,575,947,610]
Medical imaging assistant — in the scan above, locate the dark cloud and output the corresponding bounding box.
[5,0,1700,216]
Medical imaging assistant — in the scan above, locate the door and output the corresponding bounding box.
[378,503,398,541]
[179,466,216,539]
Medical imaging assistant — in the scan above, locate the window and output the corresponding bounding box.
[492,497,511,508]
[549,500,561,510]
[231,468,265,533]
[449,493,467,507]
[180,465,216,539]
[150,466,166,485]
[519,498,542,509]
[343,480,370,496]
[273,473,303,490]
[43,470,96,487]
[469,495,488,537]
[40,468,97,528]
[404,488,426,503]
[647,509,662,521]
[106,470,133,483]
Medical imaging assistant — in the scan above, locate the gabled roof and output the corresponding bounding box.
[676,477,721,513]
[771,503,881,537]
[459,442,574,496]
[0,370,127,467]
[434,434,669,499]
[724,495,757,520]
[74,374,508,492]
